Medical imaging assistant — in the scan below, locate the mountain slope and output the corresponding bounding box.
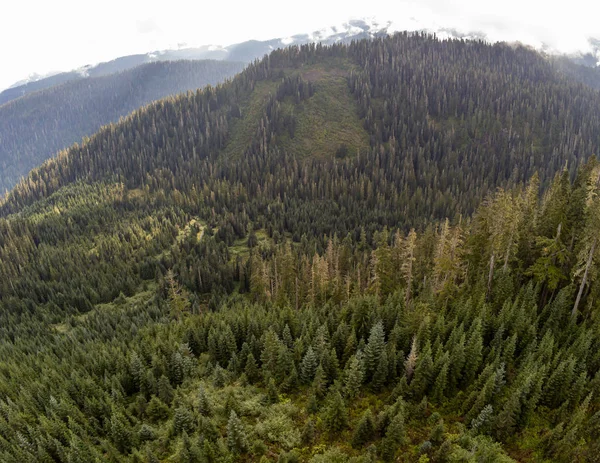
[0,59,245,193]
[5,35,600,223]
[3,34,600,461]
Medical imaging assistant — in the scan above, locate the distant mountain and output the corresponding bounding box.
[0,19,391,107]
[5,18,599,107]
[0,59,245,193]
[550,56,600,90]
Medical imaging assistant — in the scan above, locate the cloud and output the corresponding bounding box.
[1,0,600,91]
[136,18,162,35]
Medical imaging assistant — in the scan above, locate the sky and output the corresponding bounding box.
[1,0,600,91]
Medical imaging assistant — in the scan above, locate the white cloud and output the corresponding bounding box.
[1,0,600,91]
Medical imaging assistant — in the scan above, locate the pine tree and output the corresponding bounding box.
[313,364,328,399]
[301,418,316,445]
[405,336,419,383]
[267,377,279,404]
[371,349,389,392]
[300,347,319,383]
[146,396,170,422]
[139,424,156,442]
[364,321,386,382]
[344,354,365,398]
[173,405,195,435]
[429,419,445,444]
[471,404,494,435]
[227,410,248,454]
[158,375,175,404]
[197,385,212,416]
[352,409,375,448]
[401,229,417,306]
[410,341,433,399]
[463,319,483,385]
[110,412,132,454]
[432,352,449,403]
[244,353,260,384]
[322,391,348,434]
[379,410,406,461]
[261,329,281,380]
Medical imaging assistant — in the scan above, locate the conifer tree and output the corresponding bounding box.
[410,341,433,399]
[173,405,195,435]
[464,319,483,385]
[322,391,348,434]
[344,354,365,398]
[401,229,418,306]
[405,336,419,383]
[371,349,389,392]
[300,347,319,383]
[432,352,449,403]
[364,321,386,382]
[267,377,279,404]
[379,410,406,461]
[227,411,248,454]
[244,353,260,384]
[110,412,132,454]
[352,409,375,448]
[313,364,328,399]
[158,375,175,404]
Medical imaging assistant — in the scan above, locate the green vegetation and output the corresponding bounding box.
[0,60,244,193]
[2,34,600,461]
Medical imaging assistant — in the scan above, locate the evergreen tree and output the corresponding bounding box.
[379,410,406,462]
[244,353,260,384]
[364,321,386,382]
[352,409,375,448]
[300,347,319,383]
[344,354,365,398]
[110,412,132,454]
[267,377,279,404]
[227,411,248,454]
[322,391,348,434]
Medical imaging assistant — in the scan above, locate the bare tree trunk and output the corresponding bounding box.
[295,276,299,311]
[487,252,495,299]
[405,265,412,308]
[573,238,597,319]
[503,236,513,272]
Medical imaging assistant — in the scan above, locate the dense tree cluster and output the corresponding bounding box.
[1,34,600,461]
[0,60,245,193]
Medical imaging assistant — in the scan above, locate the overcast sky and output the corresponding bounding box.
[1,0,600,91]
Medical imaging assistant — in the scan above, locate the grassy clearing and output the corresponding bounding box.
[221,59,369,162]
[50,282,157,333]
[223,80,279,160]
[229,229,269,258]
[275,62,369,160]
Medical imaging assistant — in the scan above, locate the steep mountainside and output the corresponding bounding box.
[5,35,600,224]
[2,34,600,462]
[0,59,245,193]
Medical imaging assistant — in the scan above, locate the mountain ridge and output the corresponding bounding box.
[0,59,245,194]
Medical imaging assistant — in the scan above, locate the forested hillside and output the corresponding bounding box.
[2,33,600,462]
[0,59,245,193]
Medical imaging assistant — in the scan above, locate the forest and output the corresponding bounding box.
[0,59,244,194]
[1,33,600,461]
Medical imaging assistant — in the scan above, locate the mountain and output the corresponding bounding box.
[2,34,600,461]
[0,19,391,107]
[0,59,245,193]
[551,55,600,90]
